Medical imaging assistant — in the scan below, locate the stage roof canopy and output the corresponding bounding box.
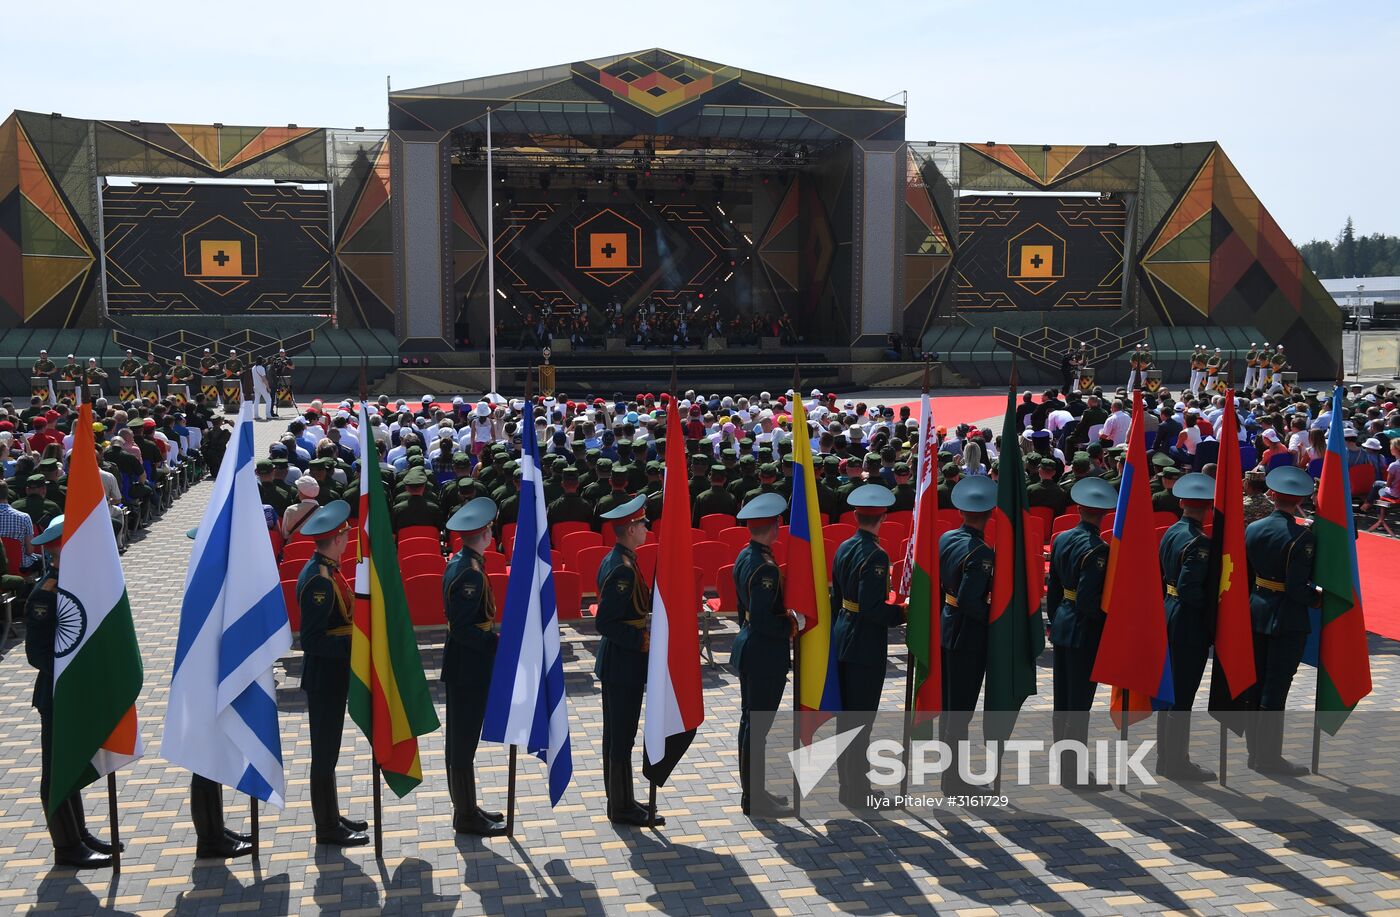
[389,48,905,145]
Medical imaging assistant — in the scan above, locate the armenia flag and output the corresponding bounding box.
[49,403,144,814]
[790,393,840,733]
[903,391,940,729]
[1095,388,1173,723]
[1313,384,1372,734]
[350,401,440,797]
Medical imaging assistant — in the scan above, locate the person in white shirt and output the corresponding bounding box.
[1101,401,1132,445]
[250,359,273,421]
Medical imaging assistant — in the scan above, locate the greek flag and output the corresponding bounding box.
[482,399,573,805]
[162,403,292,807]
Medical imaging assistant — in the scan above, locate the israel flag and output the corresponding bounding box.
[162,403,292,807]
[483,399,573,805]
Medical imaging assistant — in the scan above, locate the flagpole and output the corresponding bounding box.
[648,782,658,829]
[106,773,121,873]
[486,107,497,397]
[1118,694,1130,792]
[1219,721,1228,786]
[900,357,931,799]
[505,746,518,836]
[791,634,801,819]
[250,797,259,859]
[372,763,383,859]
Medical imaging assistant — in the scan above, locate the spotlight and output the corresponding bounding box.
[577,188,588,203]
[592,168,605,184]
[497,169,508,183]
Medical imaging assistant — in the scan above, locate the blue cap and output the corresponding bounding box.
[737,492,787,522]
[1070,477,1118,510]
[599,493,647,521]
[185,527,199,540]
[33,514,64,546]
[301,499,351,537]
[1265,465,1314,498]
[951,476,997,512]
[447,496,497,533]
[1173,472,1215,501]
[848,483,895,512]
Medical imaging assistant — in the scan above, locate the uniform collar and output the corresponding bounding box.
[613,543,637,561]
[750,539,772,556]
[1076,520,1098,533]
[314,552,340,572]
[856,528,878,541]
[959,524,984,540]
[1184,515,1205,531]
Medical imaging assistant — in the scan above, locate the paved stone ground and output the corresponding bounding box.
[1,418,1397,916]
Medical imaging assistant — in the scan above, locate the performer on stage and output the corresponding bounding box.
[59,354,81,383]
[268,348,293,420]
[118,349,142,378]
[31,349,56,380]
[141,352,164,382]
[1243,343,1260,391]
[250,358,273,422]
[82,358,108,392]
[200,348,221,377]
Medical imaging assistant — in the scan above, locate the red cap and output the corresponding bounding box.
[142,418,157,429]
[593,398,605,405]
[0,421,12,432]
[689,405,701,416]
[31,417,46,428]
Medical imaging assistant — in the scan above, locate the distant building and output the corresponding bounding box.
[1321,277,1400,328]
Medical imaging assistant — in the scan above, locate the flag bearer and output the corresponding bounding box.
[442,498,508,836]
[296,500,369,847]
[831,483,906,808]
[595,494,660,826]
[730,493,794,816]
[27,516,118,868]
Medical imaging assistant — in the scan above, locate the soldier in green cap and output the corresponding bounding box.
[256,459,293,516]
[295,500,368,846]
[644,462,666,523]
[594,494,660,826]
[16,475,61,530]
[936,462,961,510]
[938,476,997,794]
[688,452,711,501]
[441,498,508,835]
[37,458,67,511]
[1152,466,1184,518]
[593,464,635,529]
[547,466,594,533]
[731,493,795,816]
[831,483,906,807]
[889,462,915,511]
[694,464,738,526]
[1046,477,1115,790]
[1148,451,1176,493]
[817,455,845,521]
[392,466,443,532]
[743,463,782,507]
[439,453,478,517]
[1027,457,1070,517]
[1242,466,1319,776]
[27,516,120,869]
[727,455,759,504]
[496,466,522,533]
[1155,472,1217,781]
[582,457,614,505]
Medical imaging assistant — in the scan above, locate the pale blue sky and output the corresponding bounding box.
[3,0,1393,244]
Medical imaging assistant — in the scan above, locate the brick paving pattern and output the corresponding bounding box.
[1,421,1396,915]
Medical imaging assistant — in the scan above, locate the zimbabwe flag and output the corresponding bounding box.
[984,386,1045,738]
[1206,389,1256,733]
[350,401,440,796]
[1314,384,1372,734]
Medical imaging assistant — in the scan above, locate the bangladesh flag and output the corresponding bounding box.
[350,402,440,796]
[984,386,1045,738]
[49,402,144,814]
[903,391,940,734]
[1313,385,1372,734]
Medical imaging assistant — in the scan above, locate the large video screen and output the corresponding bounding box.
[101,182,331,315]
[953,195,1125,312]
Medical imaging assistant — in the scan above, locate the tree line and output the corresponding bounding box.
[1299,217,1400,280]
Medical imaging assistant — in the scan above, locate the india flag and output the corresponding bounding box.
[49,403,144,814]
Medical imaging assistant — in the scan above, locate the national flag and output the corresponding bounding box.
[641,396,704,786]
[164,404,292,807]
[1095,389,1173,725]
[483,399,573,805]
[790,392,840,734]
[48,402,144,814]
[1204,389,1256,730]
[984,386,1045,737]
[902,391,940,728]
[1313,384,1372,734]
[350,401,440,797]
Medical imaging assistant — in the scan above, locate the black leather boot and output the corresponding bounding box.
[68,795,124,855]
[191,776,252,859]
[49,795,111,870]
[451,766,506,836]
[310,774,368,847]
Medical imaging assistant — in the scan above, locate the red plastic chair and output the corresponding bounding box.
[885,510,913,535]
[1028,507,1055,545]
[487,572,510,615]
[552,520,591,542]
[880,520,910,546]
[397,524,440,545]
[1051,513,1078,538]
[403,573,445,627]
[698,513,737,541]
[1,537,24,575]
[635,542,659,582]
[709,563,739,615]
[936,509,962,529]
[484,551,507,576]
[575,545,610,597]
[769,537,788,566]
[447,530,464,554]
[282,540,316,564]
[282,579,301,632]
[278,559,304,582]
[1152,511,1181,529]
[397,536,441,558]
[553,569,583,621]
[1349,464,1376,500]
[1101,511,1117,532]
[557,530,603,568]
[499,523,517,553]
[692,540,729,593]
[826,522,856,543]
[267,527,285,559]
[400,553,446,580]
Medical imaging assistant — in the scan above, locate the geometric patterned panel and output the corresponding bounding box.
[14,119,94,322]
[903,147,951,306]
[333,133,394,328]
[960,143,1140,192]
[97,121,322,175]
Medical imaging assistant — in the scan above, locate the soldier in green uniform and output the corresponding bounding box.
[257,459,293,516]
[391,467,443,532]
[38,458,67,511]
[295,501,369,846]
[728,455,759,504]
[1243,466,1318,776]
[439,454,477,517]
[16,474,61,529]
[496,467,522,532]
[222,349,244,379]
[31,349,56,380]
[547,466,594,533]
[831,484,906,807]
[1155,473,1217,780]
[118,349,142,378]
[641,460,664,499]
[593,464,635,528]
[644,462,667,523]
[441,498,509,836]
[82,358,108,390]
[594,494,659,826]
[729,493,795,816]
[694,464,738,526]
[936,462,961,510]
[582,457,613,506]
[938,476,997,794]
[170,355,195,385]
[59,354,81,382]
[743,463,782,506]
[1206,348,1223,390]
[27,516,119,869]
[200,348,221,376]
[1046,478,1115,790]
[889,462,915,512]
[140,352,164,382]
[1151,466,1184,517]
[1028,457,1070,517]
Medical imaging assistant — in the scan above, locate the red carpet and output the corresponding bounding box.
[890,392,1011,429]
[1357,532,1400,641]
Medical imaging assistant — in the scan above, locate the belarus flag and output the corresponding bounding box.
[642,396,704,786]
